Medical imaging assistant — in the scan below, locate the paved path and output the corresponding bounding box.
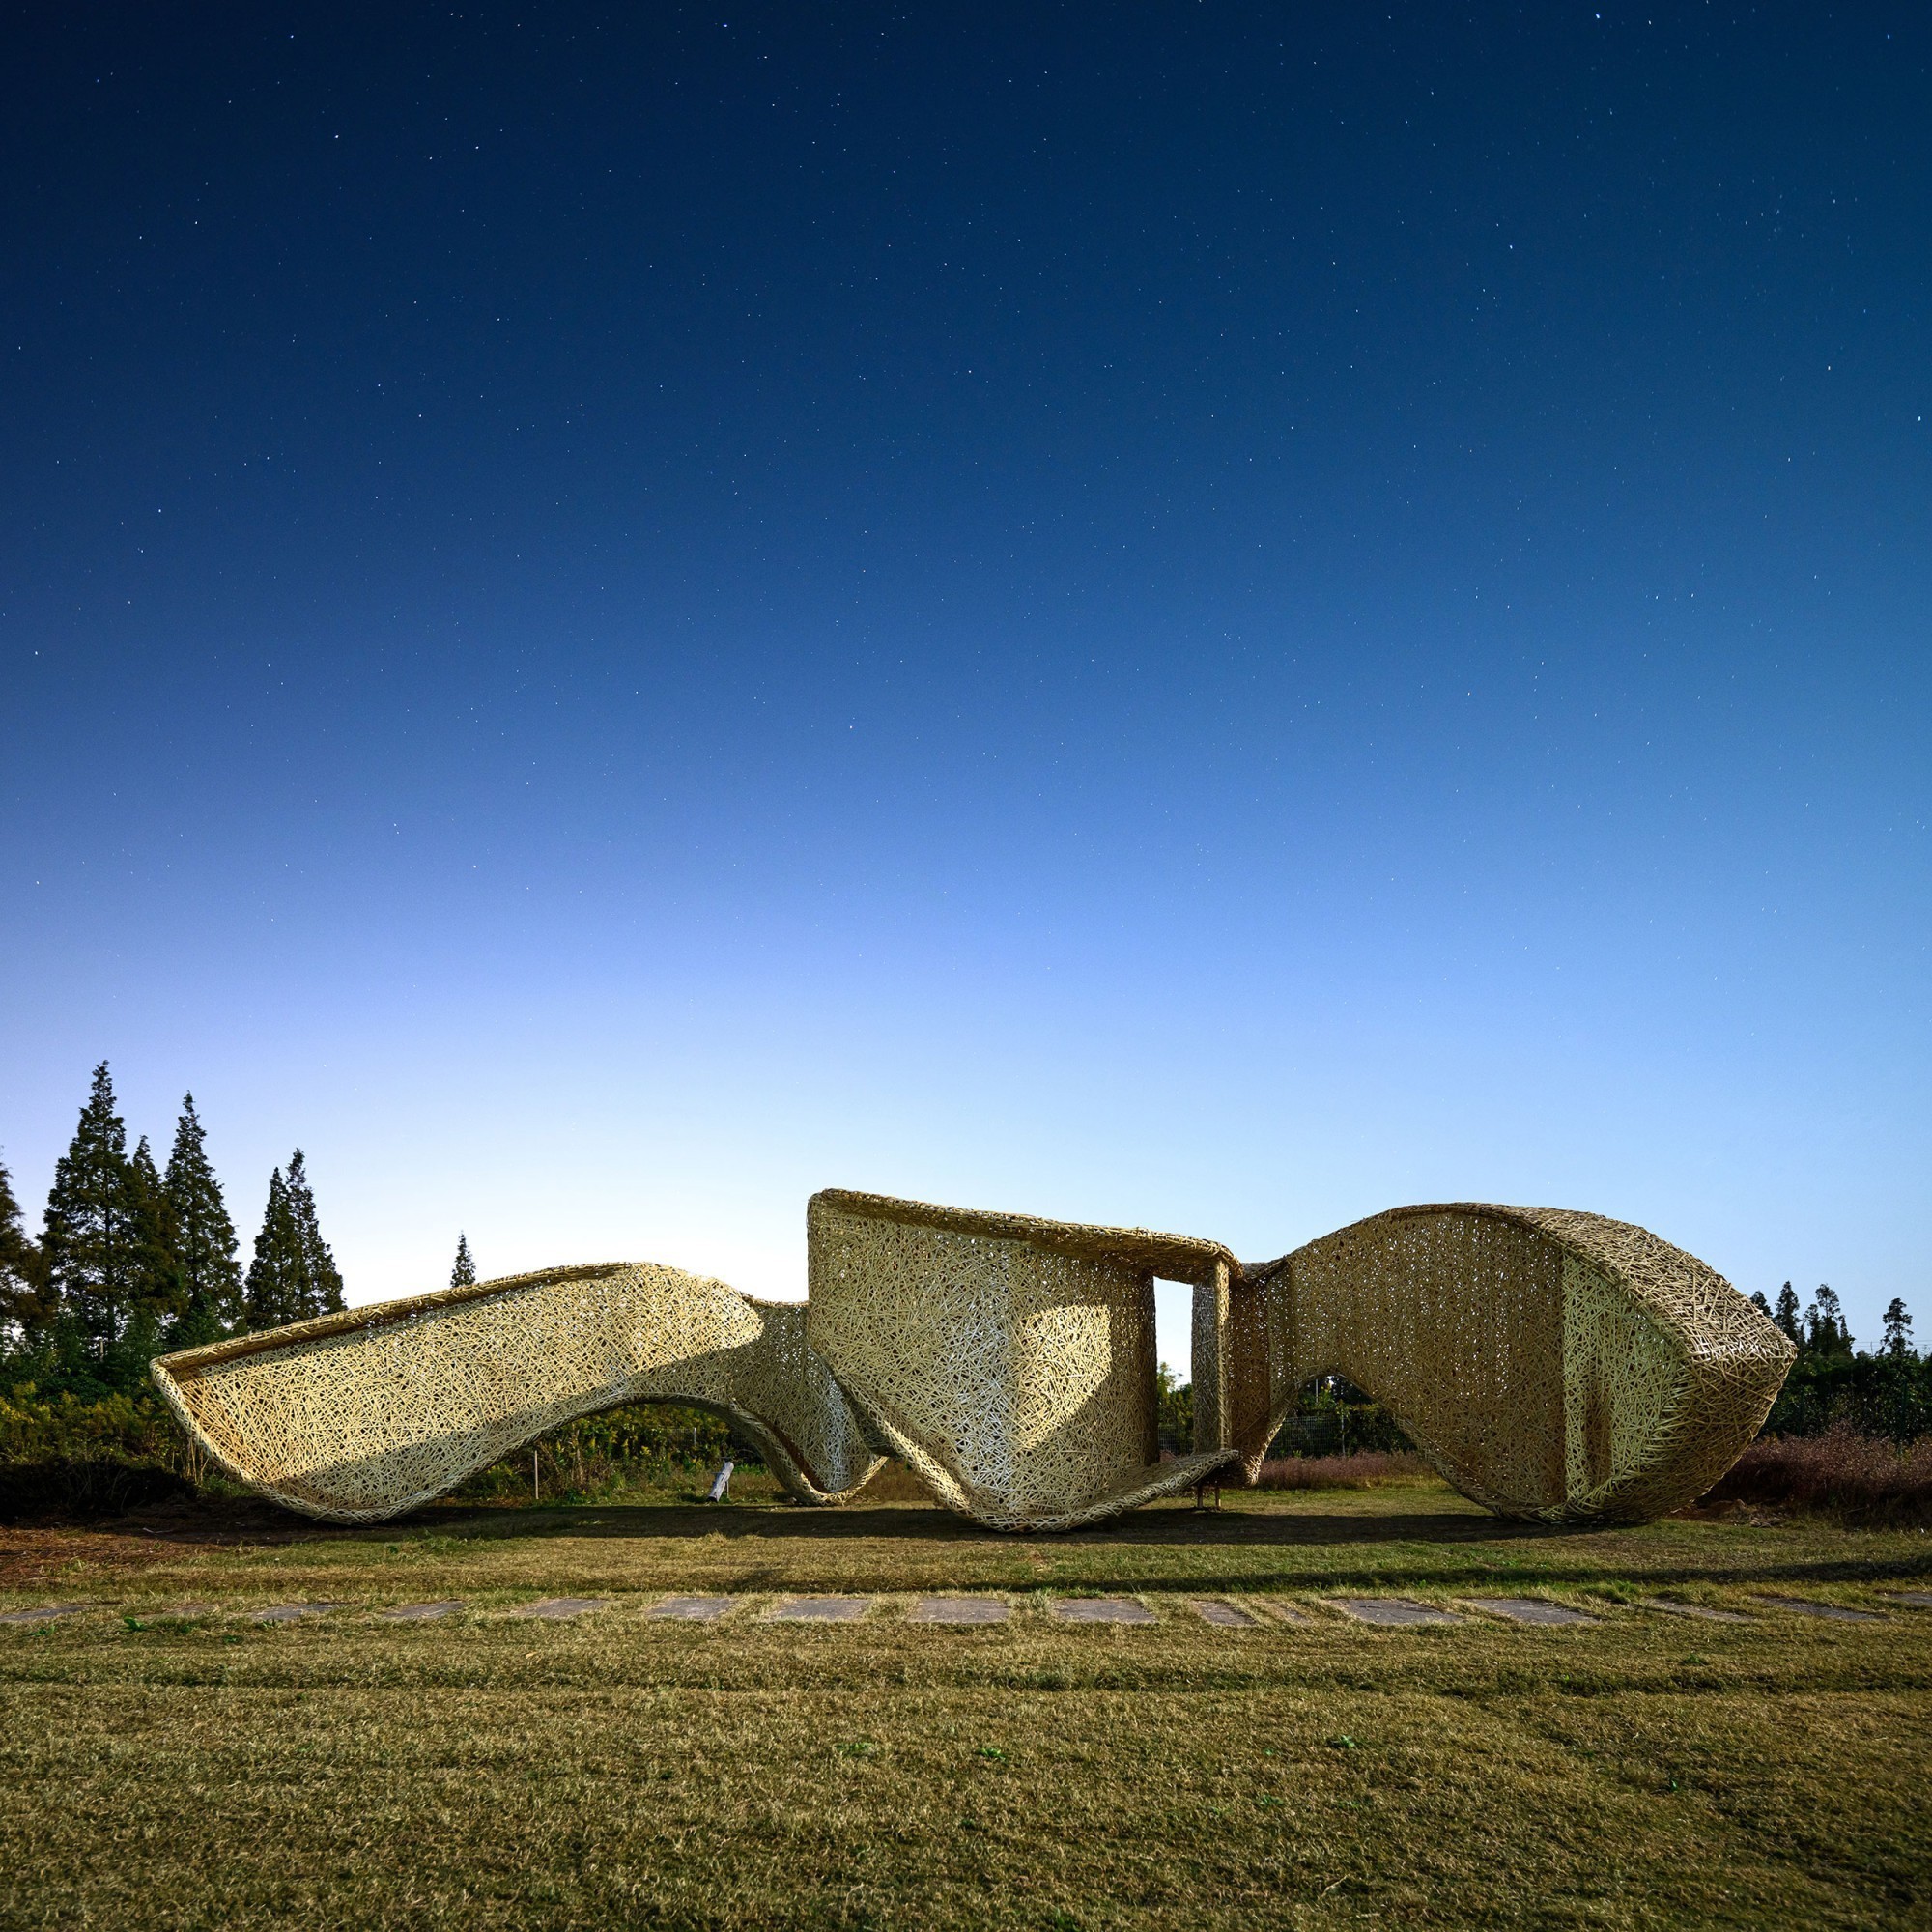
[1464,1597,1596,1627]
[1049,1597,1157,1625]
[6,1588,1924,1629]
[1330,1598,1462,1627]
[908,1597,1009,1624]
[1753,1595,1885,1622]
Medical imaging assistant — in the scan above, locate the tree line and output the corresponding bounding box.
[1749,1280,1927,1440]
[1750,1280,1915,1361]
[0,1063,344,1399]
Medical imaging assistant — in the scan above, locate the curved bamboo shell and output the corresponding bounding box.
[151,1189,1791,1531]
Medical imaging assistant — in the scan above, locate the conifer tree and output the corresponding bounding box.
[0,1158,53,1345]
[41,1063,140,1348]
[1772,1282,1803,1347]
[126,1135,185,1323]
[1882,1297,1914,1360]
[163,1094,242,1338]
[283,1151,345,1317]
[243,1167,305,1330]
[450,1233,476,1288]
[1749,1289,1773,1322]
[1804,1284,1850,1355]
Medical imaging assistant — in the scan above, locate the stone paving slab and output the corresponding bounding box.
[1049,1597,1157,1625]
[648,1596,739,1621]
[1190,1599,1261,1629]
[766,1596,874,1622]
[1885,1591,1932,1609]
[382,1601,464,1621]
[1640,1599,1752,1623]
[1463,1597,1598,1627]
[1329,1598,1462,1627]
[907,1596,1009,1625]
[0,1603,89,1624]
[1754,1595,1884,1623]
[252,1602,344,1624]
[507,1597,610,1620]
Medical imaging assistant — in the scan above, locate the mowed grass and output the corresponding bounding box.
[3,1481,1929,1930]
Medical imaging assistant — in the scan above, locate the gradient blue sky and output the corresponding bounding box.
[3,4,1927,1372]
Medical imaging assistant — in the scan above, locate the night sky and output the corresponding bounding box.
[4,5,1927,1365]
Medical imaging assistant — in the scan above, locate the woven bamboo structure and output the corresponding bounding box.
[152,1190,1791,1530]
[805,1188,1236,1529]
[152,1262,885,1522]
[1235,1204,1795,1523]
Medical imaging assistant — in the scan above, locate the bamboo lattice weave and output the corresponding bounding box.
[152,1262,885,1522]
[806,1190,1236,1529]
[1245,1204,1794,1521]
[151,1189,1793,1531]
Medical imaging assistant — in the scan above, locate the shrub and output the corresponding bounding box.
[451,1401,751,1504]
[0,1386,183,1464]
[1700,1426,1932,1523]
[0,1456,195,1522]
[1263,1384,1413,1458]
[0,1384,216,1520]
[1249,1451,1435,1491]
[1762,1353,1932,1441]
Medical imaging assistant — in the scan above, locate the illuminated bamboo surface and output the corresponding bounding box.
[806,1189,1238,1529]
[152,1263,885,1523]
[153,1190,1791,1531]
[1242,1204,1796,1523]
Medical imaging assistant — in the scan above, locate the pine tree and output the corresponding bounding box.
[1749,1289,1774,1322]
[450,1233,476,1288]
[1882,1297,1914,1360]
[283,1151,345,1317]
[0,1158,53,1345]
[41,1063,141,1349]
[243,1169,302,1329]
[245,1152,347,1331]
[163,1094,242,1339]
[126,1135,185,1323]
[1772,1282,1803,1347]
[1804,1285,1850,1355]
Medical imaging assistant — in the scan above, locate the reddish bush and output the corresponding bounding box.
[1700,1426,1932,1523]
[1248,1451,1434,1491]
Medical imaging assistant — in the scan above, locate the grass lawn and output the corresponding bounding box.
[2,1477,1928,1930]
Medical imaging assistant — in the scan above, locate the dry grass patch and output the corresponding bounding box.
[2,1485,1928,1929]
[1250,1452,1435,1490]
[1702,1428,1932,1524]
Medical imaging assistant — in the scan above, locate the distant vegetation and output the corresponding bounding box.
[1,1062,344,1393]
[1705,1428,1932,1524]
[1751,1280,1931,1439]
[0,1063,356,1515]
[1251,1450,1435,1490]
[1157,1362,1415,1461]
